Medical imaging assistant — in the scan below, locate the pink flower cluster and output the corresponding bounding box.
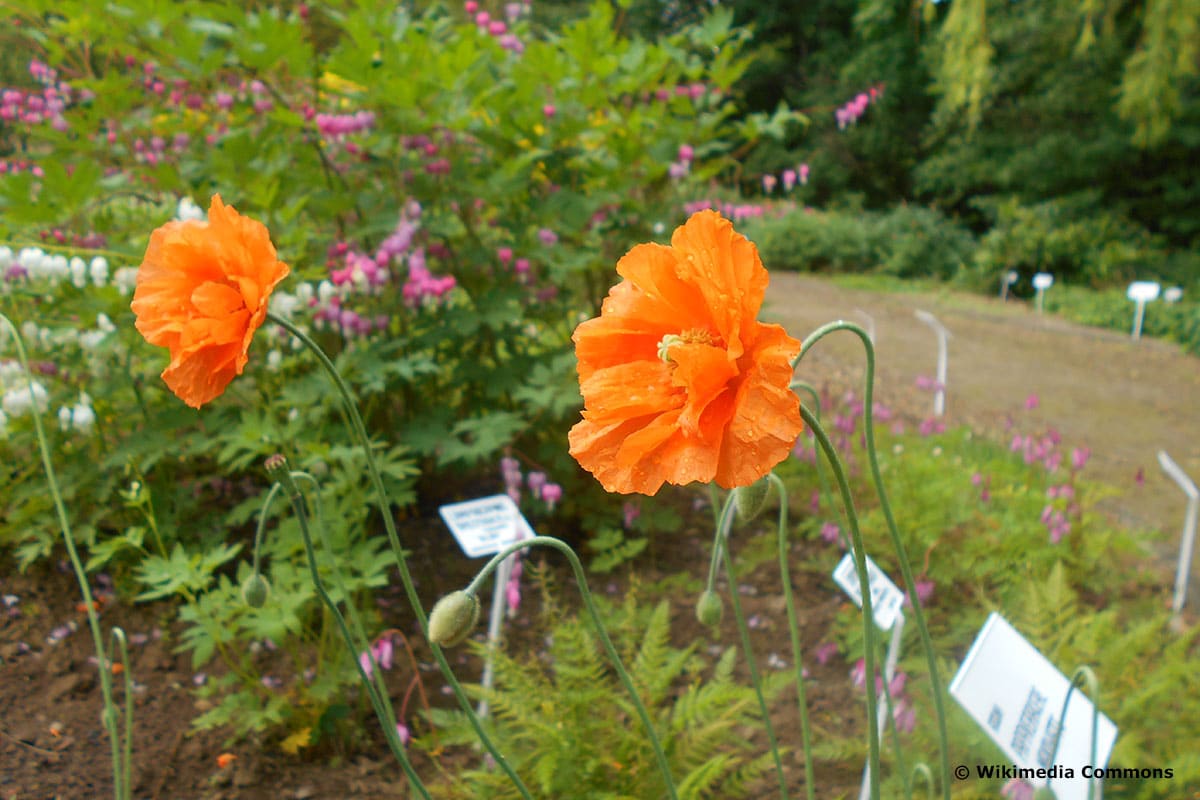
[914,374,945,393]
[668,143,694,181]
[850,660,916,733]
[1008,402,1091,542]
[0,159,44,178]
[650,83,709,103]
[466,1,527,52]
[359,634,394,677]
[315,110,376,139]
[403,247,457,307]
[500,456,563,511]
[835,85,883,129]
[762,163,811,193]
[681,200,769,222]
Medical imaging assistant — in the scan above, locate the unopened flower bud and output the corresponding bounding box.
[241,574,271,608]
[428,590,480,647]
[696,590,723,626]
[733,474,773,522]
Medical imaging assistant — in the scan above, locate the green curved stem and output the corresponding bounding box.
[715,494,790,799]
[265,466,430,800]
[797,321,951,800]
[789,379,833,514]
[1,314,123,799]
[251,482,284,577]
[875,637,909,799]
[1044,666,1100,799]
[769,472,816,800]
[289,471,406,740]
[110,628,134,800]
[801,406,881,800]
[267,311,532,798]
[911,764,936,800]
[463,535,680,800]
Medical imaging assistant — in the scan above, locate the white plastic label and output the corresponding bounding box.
[832,552,905,631]
[950,613,1118,800]
[1033,273,1054,290]
[1126,281,1161,302]
[438,494,534,558]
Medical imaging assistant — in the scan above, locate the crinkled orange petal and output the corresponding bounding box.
[577,360,681,426]
[131,194,289,409]
[668,341,738,438]
[669,210,769,360]
[715,323,803,488]
[569,210,803,495]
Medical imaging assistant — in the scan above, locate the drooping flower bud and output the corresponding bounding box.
[428,590,480,647]
[695,590,723,626]
[733,474,773,522]
[241,574,271,608]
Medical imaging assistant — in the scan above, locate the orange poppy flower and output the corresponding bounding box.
[131,195,289,408]
[568,210,803,495]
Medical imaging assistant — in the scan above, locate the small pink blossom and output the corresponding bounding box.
[1071,447,1090,471]
[396,722,411,746]
[820,521,841,545]
[1024,393,1039,410]
[850,658,867,688]
[1001,779,1034,800]
[541,483,563,510]
[622,501,640,529]
[814,641,839,665]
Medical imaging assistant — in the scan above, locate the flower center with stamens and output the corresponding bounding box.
[657,329,717,363]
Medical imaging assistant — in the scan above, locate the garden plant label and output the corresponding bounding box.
[438,494,535,558]
[832,552,905,631]
[950,612,1118,800]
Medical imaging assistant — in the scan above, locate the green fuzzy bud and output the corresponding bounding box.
[428,590,480,647]
[241,574,271,608]
[696,590,723,627]
[1032,786,1058,800]
[733,475,773,522]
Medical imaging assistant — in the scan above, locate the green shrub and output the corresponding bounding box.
[1045,284,1200,355]
[962,196,1175,293]
[745,203,974,279]
[871,204,976,280]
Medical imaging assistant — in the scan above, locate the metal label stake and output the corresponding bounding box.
[1158,451,1198,613]
[915,310,951,417]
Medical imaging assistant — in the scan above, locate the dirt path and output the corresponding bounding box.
[763,273,1200,547]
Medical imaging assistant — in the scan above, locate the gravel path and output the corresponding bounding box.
[763,273,1200,554]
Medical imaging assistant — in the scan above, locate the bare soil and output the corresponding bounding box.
[3,275,1197,799]
[765,273,1200,540]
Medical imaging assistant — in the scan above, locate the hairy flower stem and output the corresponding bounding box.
[289,472,432,735]
[266,466,430,800]
[464,536,680,800]
[790,379,834,512]
[714,494,790,799]
[1,315,127,800]
[110,628,134,799]
[266,312,531,798]
[1043,666,1101,800]
[768,472,816,800]
[797,321,951,800]
[801,406,881,800]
